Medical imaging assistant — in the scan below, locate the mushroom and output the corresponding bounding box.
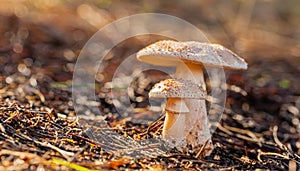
[137,40,248,153]
[149,78,206,146]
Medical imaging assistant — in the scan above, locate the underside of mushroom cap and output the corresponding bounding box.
[165,98,189,113]
[137,40,248,70]
[149,78,207,99]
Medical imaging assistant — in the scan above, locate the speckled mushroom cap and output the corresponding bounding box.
[137,40,247,70]
[149,78,207,99]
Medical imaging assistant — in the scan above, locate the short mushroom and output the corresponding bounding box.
[137,40,248,153]
[149,78,206,146]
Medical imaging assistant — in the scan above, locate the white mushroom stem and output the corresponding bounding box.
[175,62,212,149]
[162,98,188,146]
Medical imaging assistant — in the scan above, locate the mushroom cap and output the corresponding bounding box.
[149,78,207,99]
[137,40,248,70]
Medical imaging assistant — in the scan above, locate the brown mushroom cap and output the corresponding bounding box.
[149,78,207,99]
[137,40,248,70]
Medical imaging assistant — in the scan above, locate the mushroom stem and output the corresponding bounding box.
[175,62,212,150]
[175,62,206,90]
[162,98,187,146]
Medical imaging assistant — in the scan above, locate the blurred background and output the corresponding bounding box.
[1,0,300,57]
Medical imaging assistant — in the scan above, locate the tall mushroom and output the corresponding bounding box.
[149,78,206,147]
[137,40,248,153]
